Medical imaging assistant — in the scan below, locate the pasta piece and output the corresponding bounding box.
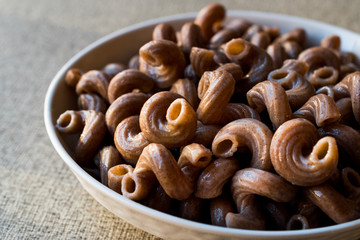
[266,42,288,69]
[221,103,261,124]
[108,164,134,194]
[95,146,122,186]
[196,70,235,124]
[274,28,307,48]
[178,195,203,221]
[170,78,199,108]
[114,115,150,165]
[195,158,239,199]
[190,47,218,78]
[336,97,355,124]
[56,110,107,166]
[102,63,126,78]
[141,184,173,214]
[270,118,338,186]
[179,22,204,57]
[139,40,186,88]
[152,23,177,42]
[223,38,274,94]
[251,31,271,49]
[263,200,290,230]
[210,195,235,227]
[224,18,252,36]
[216,63,243,83]
[139,91,197,148]
[209,28,239,49]
[304,183,360,224]
[77,93,107,114]
[212,118,273,171]
[191,121,221,148]
[247,80,292,130]
[293,94,341,127]
[65,68,83,88]
[194,3,226,42]
[107,69,154,103]
[105,92,148,135]
[309,66,339,89]
[76,70,110,102]
[341,167,360,202]
[286,215,310,230]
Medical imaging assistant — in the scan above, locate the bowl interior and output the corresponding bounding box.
[44,10,360,240]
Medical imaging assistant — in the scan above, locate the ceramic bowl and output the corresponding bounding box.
[44,10,360,240]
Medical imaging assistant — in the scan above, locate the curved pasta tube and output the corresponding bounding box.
[178,195,203,221]
[105,92,149,135]
[195,158,239,199]
[107,164,134,194]
[216,63,243,83]
[336,97,354,124]
[170,78,199,108]
[223,38,274,94]
[266,43,287,69]
[141,184,172,214]
[316,85,335,99]
[341,167,360,202]
[56,110,107,166]
[139,91,197,148]
[221,103,261,124]
[95,146,122,186]
[282,40,302,59]
[65,68,83,88]
[293,94,341,127]
[210,195,235,227]
[102,63,126,78]
[191,121,221,148]
[196,70,235,124]
[120,143,211,201]
[212,118,273,171]
[77,93,107,114]
[190,47,218,78]
[194,3,226,42]
[270,118,339,186]
[319,123,360,171]
[226,168,297,230]
[107,69,154,103]
[179,22,204,57]
[333,72,360,124]
[152,23,177,42]
[209,28,240,49]
[247,80,292,130]
[263,200,290,230]
[309,66,339,89]
[75,70,110,102]
[268,67,315,110]
[304,183,360,224]
[139,39,186,88]
[114,115,150,165]
[286,215,310,230]
[251,31,271,49]
[274,28,306,47]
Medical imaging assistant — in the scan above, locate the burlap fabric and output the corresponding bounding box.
[1,0,359,239]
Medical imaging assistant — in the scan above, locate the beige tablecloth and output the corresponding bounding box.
[1,0,359,239]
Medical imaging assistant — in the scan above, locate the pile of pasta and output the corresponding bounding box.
[56,3,360,230]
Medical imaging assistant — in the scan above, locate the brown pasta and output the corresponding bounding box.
[210,195,235,227]
[152,23,177,42]
[274,28,307,47]
[107,69,154,103]
[223,38,274,94]
[212,118,273,171]
[195,158,239,199]
[336,97,354,124]
[56,110,107,166]
[114,115,150,165]
[95,145,122,186]
[309,66,339,89]
[139,91,197,148]
[118,143,211,201]
[333,72,360,124]
[270,118,338,186]
[224,18,252,36]
[190,47,218,78]
[102,63,127,78]
[196,70,235,124]
[226,168,297,229]
[247,80,292,130]
[267,60,315,110]
[221,103,261,124]
[170,78,199,109]
[65,68,83,88]
[105,92,148,135]
[107,164,134,194]
[194,3,226,42]
[209,28,239,49]
[139,39,186,88]
[178,195,203,222]
[266,42,288,69]
[77,93,107,114]
[282,40,302,59]
[179,22,204,57]
[216,63,243,83]
[75,70,110,102]
[293,94,341,127]
[286,215,310,230]
[263,200,290,230]
[341,167,360,201]
[304,183,360,224]
[319,123,360,171]
[141,184,173,214]
[251,31,271,49]
[191,121,221,148]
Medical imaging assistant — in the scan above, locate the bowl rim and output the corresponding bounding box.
[44,10,360,238]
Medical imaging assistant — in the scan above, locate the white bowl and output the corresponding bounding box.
[44,10,360,240]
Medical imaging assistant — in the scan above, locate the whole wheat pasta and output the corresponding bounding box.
[105,92,149,135]
[102,63,127,78]
[190,47,218,78]
[336,97,354,124]
[216,63,243,83]
[77,93,107,114]
[75,70,110,102]
[139,39,186,88]
[139,91,197,148]
[247,80,292,130]
[196,70,235,124]
[152,23,177,42]
[141,184,172,214]
[179,22,204,58]
[65,68,83,88]
[263,200,290,230]
[95,146,122,186]
[178,195,203,221]
[170,78,199,109]
[286,215,310,230]
[107,69,154,103]
[341,167,360,202]
[270,118,338,186]
[56,110,107,166]
[210,195,235,227]
[191,121,221,148]
[212,118,273,171]
[221,103,261,124]
[114,115,150,165]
